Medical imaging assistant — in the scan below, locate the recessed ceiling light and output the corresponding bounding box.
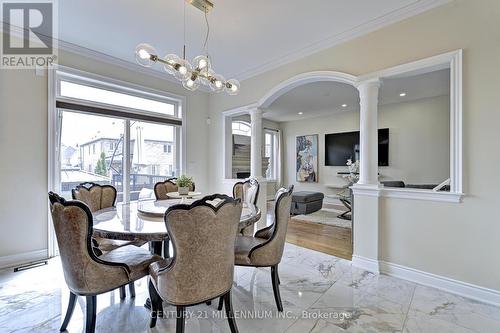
[341,104,347,108]
[399,92,407,97]
[298,112,303,115]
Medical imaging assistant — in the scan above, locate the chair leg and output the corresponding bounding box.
[60,292,77,331]
[271,265,283,312]
[217,296,224,311]
[176,306,185,333]
[224,290,239,333]
[119,286,126,299]
[85,295,97,333]
[148,279,163,328]
[128,282,136,298]
[276,266,281,285]
[205,300,212,305]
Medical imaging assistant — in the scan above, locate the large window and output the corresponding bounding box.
[52,67,184,202]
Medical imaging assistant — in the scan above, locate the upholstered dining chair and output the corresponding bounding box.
[154,178,196,200]
[218,186,293,312]
[72,182,147,298]
[148,194,242,333]
[48,192,161,333]
[233,178,260,236]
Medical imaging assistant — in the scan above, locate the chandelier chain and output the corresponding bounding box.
[204,9,210,59]
[183,0,186,59]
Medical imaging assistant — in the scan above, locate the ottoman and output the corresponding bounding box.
[291,191,324,215]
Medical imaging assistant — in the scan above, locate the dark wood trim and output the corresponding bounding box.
[56,101,183,126]
[60,292,77,331]
[271,265,283,312]
[48,192,130,274]
[85,295,97,333]
[248,186,293,258]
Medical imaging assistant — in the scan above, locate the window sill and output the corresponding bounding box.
[351,186,464,203]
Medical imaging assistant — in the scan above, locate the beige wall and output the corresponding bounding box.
[208,0,500,291]
[279,95,450,196]
[0,41,210,259]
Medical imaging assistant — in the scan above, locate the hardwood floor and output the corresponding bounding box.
[266,202,353,260]
[286,219,352,260]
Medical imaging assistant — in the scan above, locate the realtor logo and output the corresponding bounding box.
[1,0,58,68]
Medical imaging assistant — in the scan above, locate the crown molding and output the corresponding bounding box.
[0,23,212,92]
[2,0,451,85]
[230,0,452,81]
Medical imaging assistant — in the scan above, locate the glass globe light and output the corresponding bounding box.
[210,74,225,93]
[174,58,192,81]
[135,43,158,67]
[163,54,181,74]
[182,75,199,91]
[225,79,240,95]
[199,68,215,85]
[193,55,211,71]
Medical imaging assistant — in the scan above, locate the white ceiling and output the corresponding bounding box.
[52,0,448,81]
[265,68,450,122]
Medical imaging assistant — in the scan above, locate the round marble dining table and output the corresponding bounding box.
[92,199,261,242]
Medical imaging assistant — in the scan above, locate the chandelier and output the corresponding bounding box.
[135,0,240,95]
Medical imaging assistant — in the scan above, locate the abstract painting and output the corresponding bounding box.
[296,134,318,182]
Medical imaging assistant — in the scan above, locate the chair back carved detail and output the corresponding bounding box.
[153,194,242,305]
[72,182,117,213]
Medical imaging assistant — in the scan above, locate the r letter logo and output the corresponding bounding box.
[1,0,58,68]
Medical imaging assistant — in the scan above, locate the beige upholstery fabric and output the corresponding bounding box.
[154,178,195,200]
[234,187,293,267]
[72,183,116,213]
[100,245,161,281]
[150,196,242,305]
[233,179,259,236]
[234,236,266,265]
[49,194,161,296]
[72,182,146,251]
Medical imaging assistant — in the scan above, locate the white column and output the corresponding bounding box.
[249,108,263,178]
[356,80,381,186]
[249,107,267,230]
[352,79,382,274]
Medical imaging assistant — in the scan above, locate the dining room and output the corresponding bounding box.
[3,0,500,332]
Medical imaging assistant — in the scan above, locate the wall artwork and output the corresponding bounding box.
[296,134,318,182]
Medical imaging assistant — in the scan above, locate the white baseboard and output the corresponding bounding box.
[352,255,380,273]
[0,249,49,270]
[352,255,500,306]
[380,261,500,306]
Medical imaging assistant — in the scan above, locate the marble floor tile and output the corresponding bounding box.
[0,243,499,333]
[403,285,500,333]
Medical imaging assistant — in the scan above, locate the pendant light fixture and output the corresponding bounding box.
[135,0,240,95]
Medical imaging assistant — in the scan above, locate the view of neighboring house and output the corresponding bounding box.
[60,130,174,198]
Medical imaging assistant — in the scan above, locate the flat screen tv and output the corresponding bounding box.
[325,128,389,166]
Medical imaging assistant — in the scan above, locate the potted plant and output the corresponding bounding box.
[177,175,193,195]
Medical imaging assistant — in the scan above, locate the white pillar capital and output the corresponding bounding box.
[249,107,263,117]
[356,79,382,91]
